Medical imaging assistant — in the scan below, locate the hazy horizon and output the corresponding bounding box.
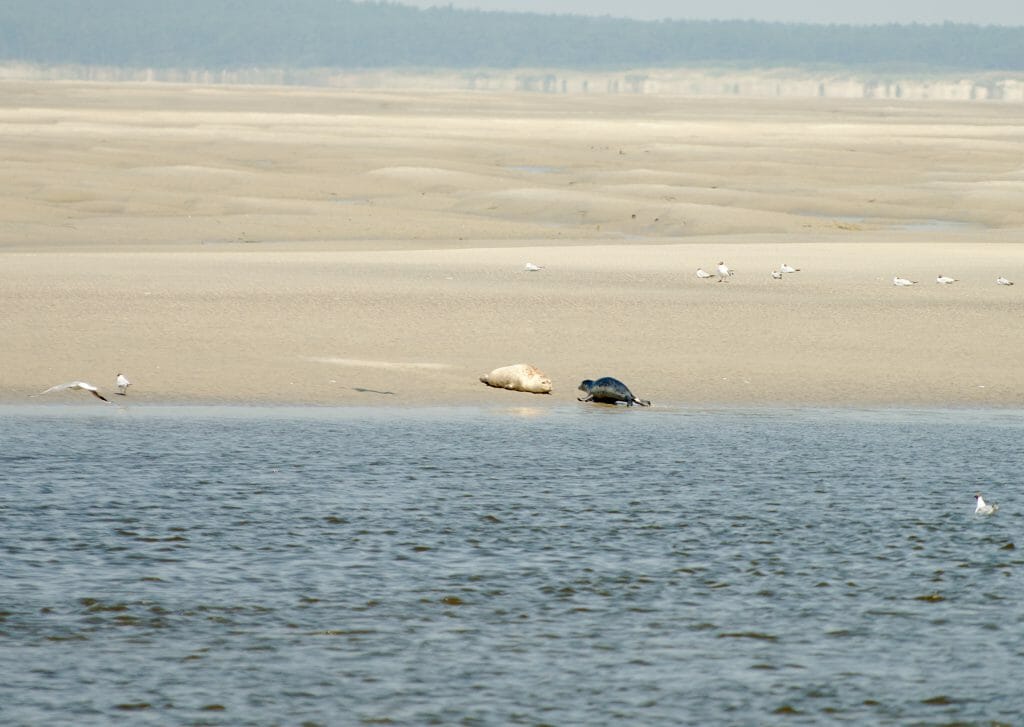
[4,1,1023,74]
[389,0,1024,26]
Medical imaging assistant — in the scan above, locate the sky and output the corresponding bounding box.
[390,0,1024,25]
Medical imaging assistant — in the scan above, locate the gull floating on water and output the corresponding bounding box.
[996,276,1014,286]
[893,276,917,287]
[696,268,715,279]
[35,381,110,403]
[524,262,543,272]
[974,492,998,515]
[116,373,131,396]
[935,275,958,284]
[717,261,734,282]
[770,270,783,280]
[780,263,800,273]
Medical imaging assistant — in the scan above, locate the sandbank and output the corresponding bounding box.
[2,81,1022,407]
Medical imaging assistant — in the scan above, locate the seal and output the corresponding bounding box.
[479,363,552,394]
[577,376,650,406]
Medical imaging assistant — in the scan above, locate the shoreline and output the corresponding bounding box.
[4,240,1022,409]
[6,402,1024,416]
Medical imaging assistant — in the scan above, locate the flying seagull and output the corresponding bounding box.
[996,276,1014,286]
[935,275,957,284]
[716,261,734,282]
[893,276,917,287]
[974,492,998,515]
[780,263,800,273]
[696,268,715,279]
[36,381,110,403]
[116,373,131,396]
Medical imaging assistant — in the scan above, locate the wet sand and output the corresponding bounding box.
[2,80,1023,407]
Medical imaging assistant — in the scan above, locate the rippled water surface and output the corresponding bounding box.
[2,405,1022,725]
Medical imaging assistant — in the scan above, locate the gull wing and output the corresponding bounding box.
[38,382,78,395]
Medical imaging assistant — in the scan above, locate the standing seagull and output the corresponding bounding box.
[935,275,957,284]
[35,381,110,403]
[696,268,715,279]
[996,276,1014,286]
[524,262,543,272]
[974,492,998,515]
[716,261,734,282]
[893,276,917,287]
[116,373,131,396]
[780,263,800,273]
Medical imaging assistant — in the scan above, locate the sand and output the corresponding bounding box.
[2,80,1023,407]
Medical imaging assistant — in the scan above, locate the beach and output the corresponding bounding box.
[2,80,1023,407]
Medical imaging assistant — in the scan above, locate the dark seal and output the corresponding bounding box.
[577,377,651,407]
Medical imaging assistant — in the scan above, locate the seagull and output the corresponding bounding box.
[35,381,110,403]
[524,262,543,272]
[770,270,783,280]
[935,275,957,284]
[996,276,1014,286]
[716,261,734,282]
[116,373,131,396]
[780,263,800,273]
[893,276,917,287]
[696,268,715,279]
[974,492,998,515]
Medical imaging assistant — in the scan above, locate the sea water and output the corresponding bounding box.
[1,404,1021,725]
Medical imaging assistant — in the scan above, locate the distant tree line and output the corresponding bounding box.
[1,0,1022,71]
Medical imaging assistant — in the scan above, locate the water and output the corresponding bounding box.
[790,214,985,234]
[2,404,1022,726]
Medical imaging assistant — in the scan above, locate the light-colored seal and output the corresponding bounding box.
[578,376,650,406]
[479,363,552,394]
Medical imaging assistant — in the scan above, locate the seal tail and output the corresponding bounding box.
[635,398,651,407]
